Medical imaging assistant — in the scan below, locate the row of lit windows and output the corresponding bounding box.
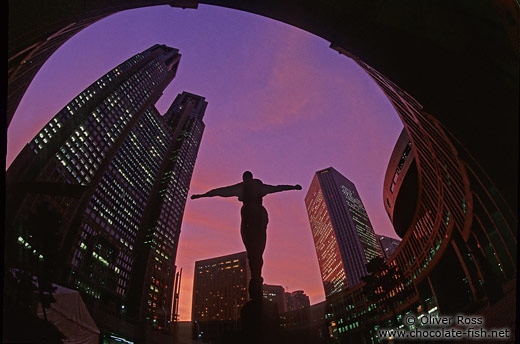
[29,52,146,156]
[333,180,376,283]
[63,55,171,188]
[87,106,173,247]
[309,175,368,290]
[67,83,173,294]
[144,112,205,278]
[87,195,136,246]
[37,50,172,301]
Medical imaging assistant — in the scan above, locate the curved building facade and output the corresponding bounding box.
[322,58,517,342]
[383,130,418,239]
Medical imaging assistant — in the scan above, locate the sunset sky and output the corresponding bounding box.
[7,5,403,321]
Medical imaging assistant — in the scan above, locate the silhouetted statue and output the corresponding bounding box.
[191,171,301,301]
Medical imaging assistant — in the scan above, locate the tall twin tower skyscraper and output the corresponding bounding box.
[6,45,206,340]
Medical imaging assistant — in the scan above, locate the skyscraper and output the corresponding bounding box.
[285,290,311,311]
[376,235,401,259]
[305,167,382,297]
[192,252,250,321]
[262,284,287,313]
[6,45,207,342]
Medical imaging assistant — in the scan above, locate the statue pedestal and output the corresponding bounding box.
[240,299,281,344]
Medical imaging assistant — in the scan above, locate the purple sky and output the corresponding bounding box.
[7,5,403,320]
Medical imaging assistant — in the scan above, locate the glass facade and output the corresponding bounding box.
[305,167,383,297]
[305,174,348,297]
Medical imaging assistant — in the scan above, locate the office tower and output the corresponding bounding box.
[376,235,401,259]
[128,91,207,325]
[192,252,250,321]
[262,284,287,313]
[305,167,382,297]
[6,45,207,341]
[285,290,310,311]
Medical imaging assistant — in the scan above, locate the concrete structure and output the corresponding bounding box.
[6,45,208,343]
[305,168,383,296]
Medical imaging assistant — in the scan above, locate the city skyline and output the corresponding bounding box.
[6,5,403,321]
[6,2,517,343]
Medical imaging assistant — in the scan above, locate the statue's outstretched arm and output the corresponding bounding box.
[191,183,242,199]
[263,184,302,195]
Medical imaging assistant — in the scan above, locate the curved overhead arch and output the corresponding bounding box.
[8,1,518,211]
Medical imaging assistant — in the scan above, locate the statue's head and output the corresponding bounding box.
[242,171,253,181]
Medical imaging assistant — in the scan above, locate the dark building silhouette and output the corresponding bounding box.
[192,252,250,322]
[285,290,311,312]
[305,167,383,297]
[280,300,328,343]
[376,235,401,259]
[6,45,208,343]
[262,284,287,313]
[322,70,516,343]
